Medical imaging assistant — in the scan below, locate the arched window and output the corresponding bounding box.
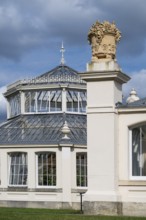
[36,152,56,187]
[131,125,146,178]
[8,152,27,186]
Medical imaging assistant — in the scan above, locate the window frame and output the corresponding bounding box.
[129,126,146,180]
[76,152,87,188]
[8,152,28,187]
[66,90,86,113]
[8,93,21,117]
[36,152,57,188]
[24,90,62,113]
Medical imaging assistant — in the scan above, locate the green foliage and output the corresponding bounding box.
[0,208,146,220]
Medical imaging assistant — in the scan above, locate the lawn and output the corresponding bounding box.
[0,207,146,220]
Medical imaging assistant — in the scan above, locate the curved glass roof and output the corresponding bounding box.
[1,64,87,147]
[6,65,86,95]
[0,113,86,146]
[35,65,86,85]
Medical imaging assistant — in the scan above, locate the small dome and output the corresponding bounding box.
[126,88,140,104]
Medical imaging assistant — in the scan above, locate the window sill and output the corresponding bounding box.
[71,188,87,193]
[0,187,62,193]
[33,188,62,193]
[8,186,28,191]
[119,180,146,186]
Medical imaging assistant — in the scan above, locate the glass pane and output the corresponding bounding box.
[9,153,27,185]
[38,175,43,185]
[132,128,141,176]
[38,91,49,112]
[132,126,146,177]
[142,140,146,176]
[37,152,56,186]
[25,92,36,112]
[8,93,21,117]
[67,90,86,113]
[76,153,87,187]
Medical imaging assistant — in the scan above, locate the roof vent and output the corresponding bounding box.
[126,88,140,104]
[61,121,70,139]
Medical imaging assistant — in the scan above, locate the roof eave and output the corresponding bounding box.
[118,106,146,114]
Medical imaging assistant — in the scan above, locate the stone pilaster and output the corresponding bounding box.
[81,62,130,215]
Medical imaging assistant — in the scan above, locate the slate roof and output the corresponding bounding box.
[0,113,87,146]
[118,97,146,108]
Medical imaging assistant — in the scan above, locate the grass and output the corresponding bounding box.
[0,207,146,220]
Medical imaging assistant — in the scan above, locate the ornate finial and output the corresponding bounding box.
[60,41,65,65]
[126,88,140,104]
[88,20,121,62]
[61,121,70,139]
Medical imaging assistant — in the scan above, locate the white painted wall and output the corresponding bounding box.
[0,146,87,205]
[118,111,146,202]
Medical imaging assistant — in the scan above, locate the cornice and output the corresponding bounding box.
[80,70,130,84]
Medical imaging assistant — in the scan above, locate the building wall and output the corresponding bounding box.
[0,146,87,209]
[84,110,146,216]
[118,112,146,200]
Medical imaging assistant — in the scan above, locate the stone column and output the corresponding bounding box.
[27,150,36,190]
[60,120,73,208]
[81,63,130,215]
[61,145,72,208]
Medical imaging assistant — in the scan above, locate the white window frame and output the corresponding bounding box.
[8,152,28,187]
[76,152,87,188]
[129,127,146,181]
[36,152,56,188]
[8,93,21,117]
[25,90,62,113]
[66,90,87,113]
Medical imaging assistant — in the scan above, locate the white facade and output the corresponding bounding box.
[0,56,146,216]
[0,146,87,208]
[82,60,146,216]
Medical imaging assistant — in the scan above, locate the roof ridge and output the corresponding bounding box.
[36,65,78,79]
[33,65,86,85]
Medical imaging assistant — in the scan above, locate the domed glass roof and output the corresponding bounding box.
[34,65,86,85]
[0,113,86,146]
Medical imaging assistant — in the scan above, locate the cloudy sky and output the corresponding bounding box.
[0,0,146,120]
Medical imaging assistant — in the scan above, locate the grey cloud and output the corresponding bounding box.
[91,0,146,57]
[0,0,99,60]
[123,69,146,99]
[0,0,145,63]
[1,0,146,121]
[0,86,6,121]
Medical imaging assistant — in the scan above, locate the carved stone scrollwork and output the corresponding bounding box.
[88,21,121,62]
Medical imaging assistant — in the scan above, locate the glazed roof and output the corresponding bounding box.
[5,64,86,97]
[36,65,86,85]
[0,113,87,146]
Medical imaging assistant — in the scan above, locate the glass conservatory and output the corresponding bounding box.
[5,65,87,118]
[0,64,87,209]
